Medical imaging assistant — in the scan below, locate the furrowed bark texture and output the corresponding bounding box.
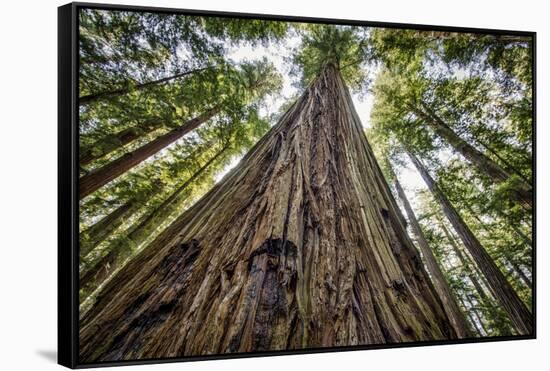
[393,177,471,338]
[79,64,455,362]
[79,107,219,199]
[408,151,533,335]
[413,104,533,210]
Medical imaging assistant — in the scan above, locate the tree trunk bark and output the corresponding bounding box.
[393,173,471,337]
[412,103,532,210]
[408,150,532,335]
[80,120,162,166]
[79,144,229,302]
[79,107,220,199]
[79,67,210,105]
[79,64,456,362]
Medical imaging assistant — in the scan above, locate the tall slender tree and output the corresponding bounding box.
[80,200,141,258]
[390,165,471,337]
[79,66,212,104]
[79,107,220,198]
[406,149,532,335]
[411,103,532,210]
[80,143,231,301]
[79,59,282,198]
[370,68,532,211]
[79,119,162,166]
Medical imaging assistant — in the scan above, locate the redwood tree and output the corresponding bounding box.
[79,143,230,301]
[411,103,532,210]
[79,107,220,198]
[79,63,456,362]
[407,150,532,335]
[391,169,471,338]
[79,120,162,166]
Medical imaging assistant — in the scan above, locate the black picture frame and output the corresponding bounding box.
[58,2,536,368]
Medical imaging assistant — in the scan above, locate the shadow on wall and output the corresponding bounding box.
[36,350,57,363]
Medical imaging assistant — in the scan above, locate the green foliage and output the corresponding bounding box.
[290,24,370,90]
[200,17,289,46]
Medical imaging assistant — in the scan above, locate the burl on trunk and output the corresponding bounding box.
[79,63,456,362]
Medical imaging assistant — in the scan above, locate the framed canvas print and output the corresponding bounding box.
[58,2,536,368]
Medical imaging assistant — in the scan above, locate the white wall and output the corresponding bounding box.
[0,0,545,369]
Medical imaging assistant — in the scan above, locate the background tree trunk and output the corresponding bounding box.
[441,222,492,305]
[408,150,532,335]
[79,64,456,362]
[79,145,229,302]
[412,104,532,210]
[79,67,209,105]
[393,174,471,338]
[80,121,162,166]
[79,200,140,258]
[79,107,219,199]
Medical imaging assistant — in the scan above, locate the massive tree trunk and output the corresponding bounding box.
[79,144,229,302]
[79,107,220,199]
[392,174,471,338]
[80,120,162,166]
[407,150,532,335]
[79,66,210,105]
[80,200,141,258]
[412,103,532,210]
[79,64,456,362]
